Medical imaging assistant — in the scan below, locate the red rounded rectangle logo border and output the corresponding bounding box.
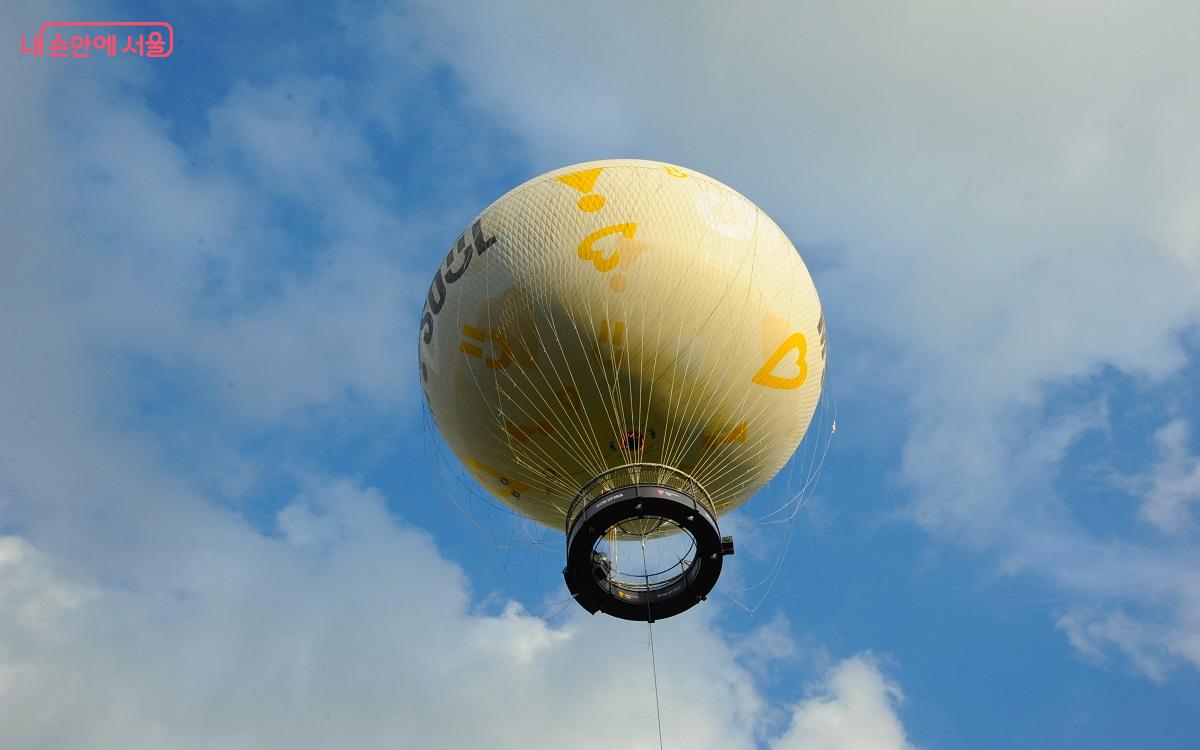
[22,21,175,58]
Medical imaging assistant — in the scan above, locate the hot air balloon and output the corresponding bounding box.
[419,159,825,621]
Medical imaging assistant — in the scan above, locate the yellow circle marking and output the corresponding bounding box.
[578,194,605,212]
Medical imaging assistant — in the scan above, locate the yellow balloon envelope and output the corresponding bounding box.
[419,159,825,620]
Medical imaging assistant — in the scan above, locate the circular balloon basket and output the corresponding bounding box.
[563,466,734,622]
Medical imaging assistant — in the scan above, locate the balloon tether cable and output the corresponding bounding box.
[642,537,665,750]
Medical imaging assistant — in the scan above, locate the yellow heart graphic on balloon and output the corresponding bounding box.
[577,222,636,274]
[751,332,808,389]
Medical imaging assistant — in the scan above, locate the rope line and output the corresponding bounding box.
[643,537,665,750]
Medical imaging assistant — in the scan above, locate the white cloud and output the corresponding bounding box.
[1058,607,1169,683]
[1139,418,1200,533]
[406,0,1200,676]
[3,55,422,427]
[771,656,916,750]
[0,479,917,750]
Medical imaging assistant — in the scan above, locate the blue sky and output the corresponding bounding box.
[4,1,1200,747]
